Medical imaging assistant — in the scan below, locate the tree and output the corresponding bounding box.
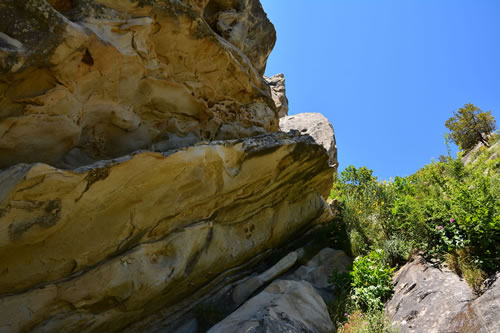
[445,103,496,151]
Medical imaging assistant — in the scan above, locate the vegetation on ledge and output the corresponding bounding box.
[327,107,498,332]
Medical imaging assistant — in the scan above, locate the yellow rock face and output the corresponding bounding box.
[0,132,334,332]
[0,1,337,332]
[0,0,277,168]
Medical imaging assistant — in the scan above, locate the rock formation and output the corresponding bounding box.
[265,73,288,117]
[0,0,278,169]
[449,273,500,333]
[206,248,350,333]
[0,1,338,332]
[207,280,334,333]
[386,256,475,333]
[280,112,338,170]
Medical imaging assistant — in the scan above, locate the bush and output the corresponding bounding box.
[330,144,499,290]
[328,251,396,332]
[350,249,395,311]
[330,166,392,257]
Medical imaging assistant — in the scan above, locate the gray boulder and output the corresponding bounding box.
[284,248,351,302]
[207,280,334,333]
[386,256,475,333]
[280,113,338,171]
[448,273,500,333]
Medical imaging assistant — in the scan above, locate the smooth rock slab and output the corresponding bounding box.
[284,247,351,302]
[386,256,475,333]
[208,280,335,333]
[449,273,500,333]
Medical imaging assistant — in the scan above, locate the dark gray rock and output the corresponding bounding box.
[386,256,475,333]
[448,273,500,333]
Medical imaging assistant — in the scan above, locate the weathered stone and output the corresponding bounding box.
[0,132,334,333]
[204,0,276,75]
[284,247,351,302]
[448,273,500,333]
[280,112,338,171]
[231,249,302,306]
[386,256,475,333]
[207,280,335,333]
[0,0,277,169]
[265,73,289,117]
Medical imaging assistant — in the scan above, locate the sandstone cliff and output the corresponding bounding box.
[0,0,277,169]
[0,1,337,332]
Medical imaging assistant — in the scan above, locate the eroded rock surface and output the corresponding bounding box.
[207,280,335,333]
[284,247,351,302]
[386,256,475,333]
[0,132,334,332]
[280,112,338,171]
[0,0,277,169]
[449,273,500,333]
[265,73,288,117]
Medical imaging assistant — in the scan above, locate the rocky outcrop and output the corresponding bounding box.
[449,273,500,333]
[207,280,334,333]
[386,256,475,333]
[284,247,351,302]
[280,113,338,171]
[0,1,340,332]
[0,0,277,169]
[0,132,334,332]
[265,73,288,117]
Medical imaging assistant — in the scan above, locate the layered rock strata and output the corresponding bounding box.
[0,0,277,169]
[0,1,339,332]
[0,132,333,332]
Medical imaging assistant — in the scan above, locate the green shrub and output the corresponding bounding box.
[350,249,395,311]
[330,141,499,292]
[381,236,412,268]
[330,166,392,256]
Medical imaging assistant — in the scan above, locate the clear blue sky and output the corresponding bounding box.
[261,0,500,180]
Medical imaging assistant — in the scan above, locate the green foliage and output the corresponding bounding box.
[381,236,412,267]
[445,103,496,151]
[328,251,396,332]
[350,250,395,311]
[329,166,392,257]
[388,151,500,273]
[330,141,499,290]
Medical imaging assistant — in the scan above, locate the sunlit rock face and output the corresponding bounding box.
[0,132,334,332]
[0,0,277,169]
[0,1,337,332]
[265,73,289,117]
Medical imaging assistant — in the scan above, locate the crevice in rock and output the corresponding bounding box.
[82,49,94,66]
